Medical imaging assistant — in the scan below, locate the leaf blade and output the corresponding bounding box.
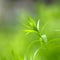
[37,19,40,31]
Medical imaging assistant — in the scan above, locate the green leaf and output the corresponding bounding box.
[33,49,39,60]
[23,24,31,29]
[37,20,40,31]
[24,30,37,35]
[41,34,47,43]
[29,17,36,27]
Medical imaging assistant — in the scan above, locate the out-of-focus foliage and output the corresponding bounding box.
[0,0,60,60]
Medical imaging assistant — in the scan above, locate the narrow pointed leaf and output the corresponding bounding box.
[29,17,36,27]
[37,20,40,31]
[24,30,37,35]
[33,49,39,60]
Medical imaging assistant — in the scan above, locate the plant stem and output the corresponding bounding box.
[36,30,46,47]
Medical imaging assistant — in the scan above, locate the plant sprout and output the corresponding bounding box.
[24,17,47,46]
[24,17,48,60]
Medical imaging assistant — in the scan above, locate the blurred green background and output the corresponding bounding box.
[0,0,60,60]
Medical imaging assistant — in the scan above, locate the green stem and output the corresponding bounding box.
[36,30,46,47]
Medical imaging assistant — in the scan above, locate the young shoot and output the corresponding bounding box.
[24,17,47,46]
